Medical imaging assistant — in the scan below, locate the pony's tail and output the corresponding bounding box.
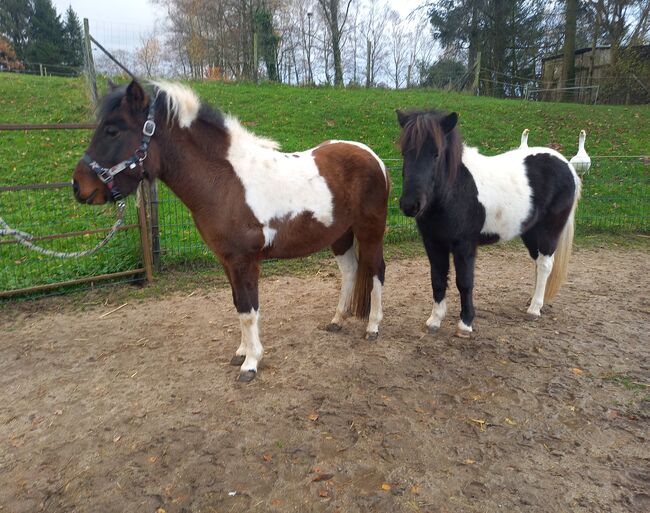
[545,176,582,302]
[350,237,377,319]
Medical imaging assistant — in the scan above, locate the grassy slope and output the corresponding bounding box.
[1,73,649,177]
[1,73,649,291]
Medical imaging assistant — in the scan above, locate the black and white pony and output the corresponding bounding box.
[396,109,581,338]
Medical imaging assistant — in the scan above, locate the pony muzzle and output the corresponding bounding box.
[72,160,110,205]
[399,195,424,218]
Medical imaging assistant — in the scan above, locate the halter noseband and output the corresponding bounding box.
[82,98,157,202]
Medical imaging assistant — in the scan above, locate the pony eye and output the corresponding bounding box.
[105,125,119,137]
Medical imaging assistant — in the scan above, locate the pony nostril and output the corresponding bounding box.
[72,180,80,195]
[400,197,420,217]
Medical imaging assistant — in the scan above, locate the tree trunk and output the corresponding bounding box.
[365,39,371,88]
[318,0,347,86]
[467,2,479,74]
[330,6,343,86]
[562,0,578,101]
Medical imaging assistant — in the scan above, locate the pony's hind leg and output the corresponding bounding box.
[423,237,450,334]
[527,254,554,318]
[353,236,385,340]
[522,211,571,318]
[365,255,385,340]
[326,230,357,332]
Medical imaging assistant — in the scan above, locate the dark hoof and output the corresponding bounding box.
[454,328,472,339]
[230,354,246,366]
[426,324,440,335]
[525,312,541,321]
[237,370,257,382]
[325,323,343,333]
[365,331,379,341]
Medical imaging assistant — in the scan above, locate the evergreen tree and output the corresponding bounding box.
[25,0,64,65]
[255,8,279,81]
[62,6,83,67]
[0,0,34,60]
[419,59,467,88]
[428,0,546,96]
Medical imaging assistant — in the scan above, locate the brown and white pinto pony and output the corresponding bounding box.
[72,80,389,381]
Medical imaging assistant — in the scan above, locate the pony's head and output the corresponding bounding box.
[396,109,461,217]
[72,80,163,204]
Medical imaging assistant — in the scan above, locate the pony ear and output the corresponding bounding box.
[396,110,409,127]
[126,80,148,111]
[441,112,458,134]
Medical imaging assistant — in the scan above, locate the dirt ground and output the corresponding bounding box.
[1,245,649,513]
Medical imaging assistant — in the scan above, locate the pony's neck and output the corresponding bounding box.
[154,121,231,212]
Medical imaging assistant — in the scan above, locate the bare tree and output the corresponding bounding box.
[406,20,436,88]
[317,0,354,85]
[387,11,407,88]
[137,35,163,77]
[360,0,392,87]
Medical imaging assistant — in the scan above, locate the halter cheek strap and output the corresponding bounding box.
[82,100,157,202]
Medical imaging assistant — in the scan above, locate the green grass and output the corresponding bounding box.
[1,73,649,295]
[603,373,650,392]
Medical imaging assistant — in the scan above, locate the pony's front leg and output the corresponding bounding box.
[228,258,263,382]
[423,238,450,334]
[452,241,477,338]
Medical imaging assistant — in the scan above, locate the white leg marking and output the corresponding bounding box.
[331,247,358,325]
[426,299,447,330]
[457,320,473,334]
[239,308,263,373]
[527,254,554,316]
[235,332,247,357]
[366,276,383,335]
[262,226,277,248]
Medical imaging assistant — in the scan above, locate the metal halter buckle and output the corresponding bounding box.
[143,120,156,137]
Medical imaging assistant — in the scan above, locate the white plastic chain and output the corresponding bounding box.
[0,201,126,258]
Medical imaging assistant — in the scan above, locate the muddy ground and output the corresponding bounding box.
[1,245,649,513]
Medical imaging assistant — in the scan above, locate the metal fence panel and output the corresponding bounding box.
[152,157,649,267]
[2,156,647,297]
[0,183,144,297]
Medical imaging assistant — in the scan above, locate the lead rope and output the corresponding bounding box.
[0,200,126,258]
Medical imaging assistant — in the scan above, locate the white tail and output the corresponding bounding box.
[545,176,581,301]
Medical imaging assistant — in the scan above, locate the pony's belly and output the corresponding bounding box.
[264,215,348,259]
[479,200,530,241]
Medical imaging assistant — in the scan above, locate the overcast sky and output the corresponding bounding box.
[52,0,429,42]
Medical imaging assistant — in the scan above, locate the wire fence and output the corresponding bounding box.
[151,157,649,269]
[1,155,647,298]
[0,183,145,298]
[0,122,152,298]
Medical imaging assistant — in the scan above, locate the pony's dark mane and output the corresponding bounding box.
[196,102,225,130]
[96,83,225,132]
[399,109,463,184]
[96,86,128,121]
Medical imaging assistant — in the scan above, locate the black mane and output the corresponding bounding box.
[96,85,128,121]
[398,108,463,184]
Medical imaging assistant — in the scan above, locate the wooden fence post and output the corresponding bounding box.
[137,183,154,283]
[83,18,98,106]
[149,182,161,272]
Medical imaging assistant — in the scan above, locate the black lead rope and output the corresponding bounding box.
[82,99,157,202]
